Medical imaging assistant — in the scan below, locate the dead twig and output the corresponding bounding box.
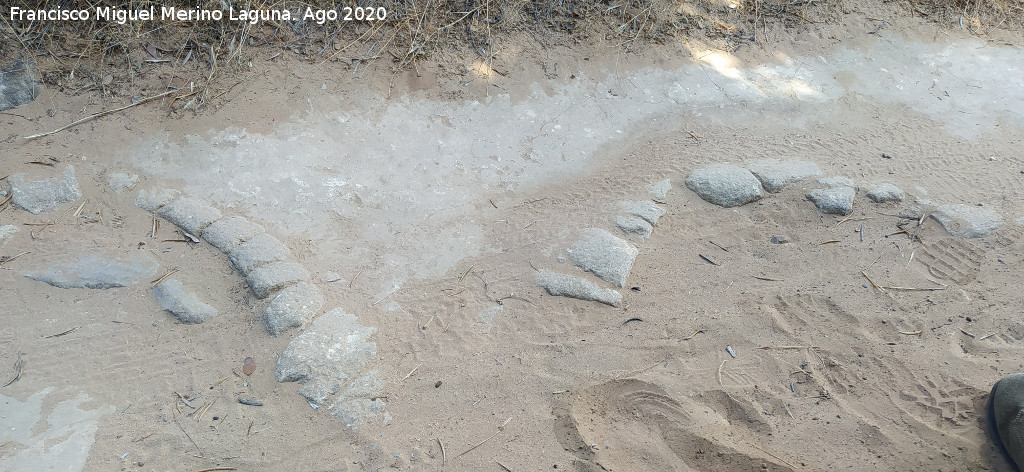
[454,416,512,459]
[24,90,176,140]
[3,353,23,387]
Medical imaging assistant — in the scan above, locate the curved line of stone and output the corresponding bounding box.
[135,188,384,428]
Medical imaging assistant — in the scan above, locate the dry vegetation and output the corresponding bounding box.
[1,0,1020,110]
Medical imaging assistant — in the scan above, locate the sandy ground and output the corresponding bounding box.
[2,3,1024,471]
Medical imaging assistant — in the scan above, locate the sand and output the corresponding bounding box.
[1,4,1023,471]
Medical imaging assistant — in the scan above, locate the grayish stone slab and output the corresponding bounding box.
[9,166,81,215]
[157,197,222,236]
[616,215,653,238]
[0,56,39,111]
[566,228,638,287]
[106,172,138,194]
[746,159,822,193]
[621,200,665,225]
[202,216,266,253]
[817,176,855,188]
[152,278,218,323]
[0,224,17,247]
[328,370,387,429]
[262,282,325,335]
[246,262,310,299]
[535,270,622,307]
[866,184,904,203]
[135,188,179,212]
[276,309,379,418]
[806,186,855,215]
[649,179,672,201]
[932,204,1003,238]
[684,163,763,208]
[25,252,159,289]
[228,233,291,274]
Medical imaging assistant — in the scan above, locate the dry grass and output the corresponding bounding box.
[0,0,1019,109]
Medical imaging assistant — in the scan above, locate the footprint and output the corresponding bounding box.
[914,237,984,285]
[559,378,795,471]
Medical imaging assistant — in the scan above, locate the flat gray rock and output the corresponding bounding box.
[25,252,159,289]
[152,278,218,323]
[276,309,380,415]
[621,200,665,225]
[135,188,179,212]
[246,262,310,299]
[616,215,653,238]
[806,186,855,215]
[866,184,904,203]
[684,163,763,208]
[0,224,17,247]
[1,56,39,111]
[817,176,855,188]
[328,370,387,429]
[9,166,81,215]
[649,179,672,201]
[228,233,291,274]
[106,172,138,194]
[932,204,1002,238]
[202,216,266,253]
[262,282,325,335]
[746,159,822,193]
[157,197,222,236]
[566,228,638,287]
[535,270,622,307]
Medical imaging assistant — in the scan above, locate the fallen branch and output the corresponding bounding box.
[24,90,176,140]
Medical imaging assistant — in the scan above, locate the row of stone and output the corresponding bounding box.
[137,189,385,425]
[535,181,671,307]
[136,189,323,333]
[682,159,906,215]
[683,160,1002,237]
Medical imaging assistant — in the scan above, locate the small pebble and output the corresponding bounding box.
[770,235,791,244]
[243,357,256,375]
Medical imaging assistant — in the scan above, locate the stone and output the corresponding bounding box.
[535,270,622,307]
[228,233,291,274]
[9,166,82,215]
[566,228,638,288]
[621,200,666,225]
[0,224,17,247]
[616,215,653,238]
[328,371,387,429]
[806,187,855,215]
[106,172,138,194]
[0,56,39,111]
[135,188,179,212]
[684,163,763,208]
[202,216,266,253]
[817,176,855,188]
[276,309,379,409]
[649,179,672,201]
[746,159,822,193]
[25,252,159,289]
[932,204,1003,238]
[246,262,310,299]
[988,373,1024,470]
[262,282,325,335]
[157,197,222,236]
[866,184,904,203]
[770,235,791,244]
[152,278,218,323]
